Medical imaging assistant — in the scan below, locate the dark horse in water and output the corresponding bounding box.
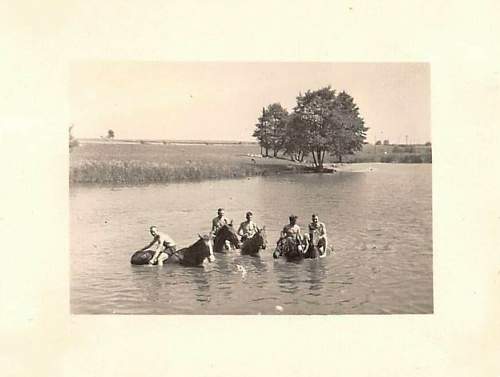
[273,236,304,261]
[130,234,214,267]
[240,227,267,256]
[213,224,240,253]
[273,235,327,261]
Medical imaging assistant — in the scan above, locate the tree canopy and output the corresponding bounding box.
[253,86,368,168]
[252,103,288,157]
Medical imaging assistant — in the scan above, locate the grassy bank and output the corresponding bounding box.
[70,142,307,184]
[70,141,431,185]
[331,144,432,163]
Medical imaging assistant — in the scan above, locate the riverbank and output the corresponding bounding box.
[70,141,431,185]
[70,142,309,185]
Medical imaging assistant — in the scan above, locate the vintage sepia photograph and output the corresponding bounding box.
[69,62,432,314]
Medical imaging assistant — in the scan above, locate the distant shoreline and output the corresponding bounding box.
[69,141,431,185]
[77,138,258,146]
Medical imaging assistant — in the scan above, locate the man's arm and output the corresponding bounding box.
[149,236,164,264]
[138,238,157,252]
[237,223,244,237]
[319,224,327,239]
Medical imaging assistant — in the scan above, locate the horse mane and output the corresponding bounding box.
[241,228,266,254]
[214,224,239,251]
[181,236,211,265]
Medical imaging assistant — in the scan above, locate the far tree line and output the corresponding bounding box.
[253,86,368,169]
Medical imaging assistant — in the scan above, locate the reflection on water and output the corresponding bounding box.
[70,163,432,314]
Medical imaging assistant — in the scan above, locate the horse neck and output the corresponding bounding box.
[214,229,230,249]
[186,238,209,256]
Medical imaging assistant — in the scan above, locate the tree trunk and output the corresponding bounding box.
[273,149,278,158]
[317,148,323,169]
[312,151,318,167]
[265,147,269,157]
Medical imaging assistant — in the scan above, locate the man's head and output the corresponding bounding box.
[289,215,298,225]
[217,208,224,218]
[246,211,253,221]
[150,226,159,237]
[312,214,319,224]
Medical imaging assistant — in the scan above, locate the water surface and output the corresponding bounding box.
[70,163,432,314]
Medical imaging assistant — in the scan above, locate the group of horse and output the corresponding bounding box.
[130,224,327,267]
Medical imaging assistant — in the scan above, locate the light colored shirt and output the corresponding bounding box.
[238,220,258,237]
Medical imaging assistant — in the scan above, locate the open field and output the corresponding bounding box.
[70,142,306,184]
[70,140,431,184]
[335,144,432,163]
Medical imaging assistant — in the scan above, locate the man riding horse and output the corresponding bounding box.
[274,215,305,259]
[211,208,234,250]
[135,226,177,266]
[308,214,328,257]
[237,211,259,243]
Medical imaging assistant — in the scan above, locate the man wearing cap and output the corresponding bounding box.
[237,211,259,243]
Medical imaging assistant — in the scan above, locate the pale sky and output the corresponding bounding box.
[70,62,430,144]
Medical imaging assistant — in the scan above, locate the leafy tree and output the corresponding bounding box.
[375,140,382,145]
[282,113,309,162]
[425,141,432,146]
[253,103,288,157]
[253,107,271,156]
[329,91,368,163]
[107,129,115,139]
[293,87,338,168]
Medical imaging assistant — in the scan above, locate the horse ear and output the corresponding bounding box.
[198,233,203,239]
[262,226,266,231]
[230,219,234,226]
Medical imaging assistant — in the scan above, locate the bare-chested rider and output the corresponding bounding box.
[211,208,232,249]
[237,211,259,243]
[308,214,328,257]
[276,215,304,255]
[136,226,177,266]
[211,208,229,235]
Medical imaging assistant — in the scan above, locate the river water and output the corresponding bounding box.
[70,163,432,314]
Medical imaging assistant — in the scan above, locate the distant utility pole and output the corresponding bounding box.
[405,135,408,145]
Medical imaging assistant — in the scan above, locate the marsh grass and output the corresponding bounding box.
[70,141,431,184]
[70,142,305,184]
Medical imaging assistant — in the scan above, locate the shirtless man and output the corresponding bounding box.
[237,211,259,243]
[211,208,229,235]
[211,208,232,249]
[308,214,328,256]
[275,215,304,256]
[136,226,177,266]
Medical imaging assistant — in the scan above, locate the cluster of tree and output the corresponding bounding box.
[253,86,367,168]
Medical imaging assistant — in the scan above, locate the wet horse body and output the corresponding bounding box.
[130,235,214,267]
[280,237,304,261]
[240,227,267,255]
[213,224,240,253]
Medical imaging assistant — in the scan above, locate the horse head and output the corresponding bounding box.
[256,226,267,249]
[214,224,240,252]
[198,233,215,262]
